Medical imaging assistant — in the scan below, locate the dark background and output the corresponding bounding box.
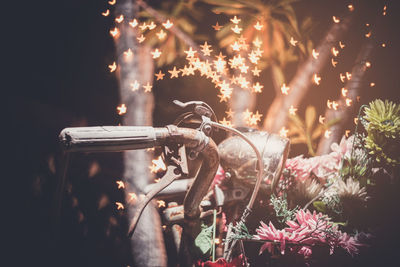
[7,0,400,266]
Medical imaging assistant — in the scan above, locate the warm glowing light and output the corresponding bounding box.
[279,127,289,138]
[231,24,242,34]
[156,29,167,40]
[230,16,241,24]
[239,64,249,74]
[116,202,124,210]
[365,61,371,68]
[184,47,197,58]
[102,9,110,17]
[339,73,346,83]
[155,70,165,80]
[348,4,354,12]
[137,34,145,43]
[319,115,325,124]
[143,82,153,92]
[252,82,263,93]
[254,21,263,30]
[332,101,339,110]
[313,74,321,85]
[154,178,161,183]
[251,67,261,77]
[116,180,125,189]
[124,48,133,61]
[108,62,117,72]
[200,41,213,56]
[157,200,166,208]
[151,48,162,59]
[290,37,298,46]
[162,19,173,29]
[324,129,332,138]
[214,238,221,245]
[168,66,180,78]
[115,15,124,23]
[332,16,340,23]
[230,41,241,51]
[219,117,233,127]
[312,49,319,59]
[345,98,352,106]
[281,83,290,95]
[331,58,338,67]
[346,72,352,80]
[370,82,375,87]
[341,87,348,97]
[381,43,386,48]
[345,130,351,137]
[130,80,140,91]
[365,31,371,38]
[108,0,116,5]
[129,19,138,28]
[225,109,234,118]
[139,22,148,31]
[150,156,167,173]
[110,27,120,38]
[354,117,358,125]
[117,104,127,115]
[148,21,156,30]
[253,38,262,48]
[339,41,346,49]
[212,22,222,31]
[331,47,339,57]
[289,105,297,115]
[327,100,332,109]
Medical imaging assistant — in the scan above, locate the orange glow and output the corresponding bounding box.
[365,61,371,68]
[123,48,133,61]
[254,21,264,30]
[116,202,124,210]
[345,130,351,137]
[155,70,165,80]
[102,9,110,17]
[370,82,375,87]
[331,58,338,67]
[365,31,371,38]
[115,15,124,23]
[230,16,241,24]
[253,38,262,48]
[184,47,197,58]
[157,200,166,208]
[252,67,261,77]
[313,74,321,85]
[319,115,325,124]
[108,0,116,5]
[339,41,345,49]
[341,87,348,97]
[110,27,120,38]
[381,43,386,48]
[327,100,333,109]
[117,104,127,115]
[312,49,319,59]
[200,41,213,56]
[231,24,242,34]
[354,117,359,125]
[230,41,241,51]
[345,98,352,106]
[289,105,297,115]
[332,16,340,23]
[129,19,138,28]
[290,37,298,46]
[332,101,339,110]
[225,109,234,118]
[116,180,125,189]
[143,82,153,93]
[331,47,339,57]
[252,82,263,93]
[150,156,167,173]
[219,117,233,127]
[162,19,173,29]
[212,22,222,31]
[279,127,289,138]
[168,66,180,78]
[151,48,162,59]
[148,21,156,30]
[281,83,290,95]
[346,72,352,80]
[156,29,167,40]
[108,62,117,72]
[348,4,354,11]
[339,73,346,83]
[128,193,137,202]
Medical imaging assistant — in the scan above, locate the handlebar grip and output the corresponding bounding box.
[59,126,159,152]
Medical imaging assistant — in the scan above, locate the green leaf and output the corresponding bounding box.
[313,201,326,213]
[194,224,213,256]
[305,105,316,131]
[201,0,246,9]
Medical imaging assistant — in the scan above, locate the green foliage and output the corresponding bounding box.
[363,99,400,167]
[270,194,299,224]
[194,223,213,257]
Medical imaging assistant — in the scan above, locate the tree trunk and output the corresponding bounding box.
[115,1,166,266]
[263,16,352,133]
[316,35,375,155]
